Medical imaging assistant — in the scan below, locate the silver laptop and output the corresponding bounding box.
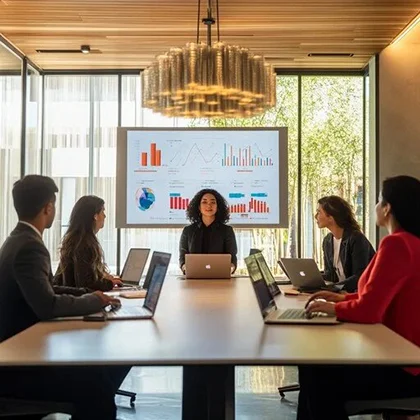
[84,255,171,321]
[249,271,340,325]
[245,253,280,296]
[119,248,150,289]
[279,258,337,292]
[185,254,231,279]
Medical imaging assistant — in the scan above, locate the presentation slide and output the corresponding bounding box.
[117,128,287,227]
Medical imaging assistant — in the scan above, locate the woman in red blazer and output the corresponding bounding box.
[298,175,420,420]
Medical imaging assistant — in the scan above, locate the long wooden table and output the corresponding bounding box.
[0,276,419,419]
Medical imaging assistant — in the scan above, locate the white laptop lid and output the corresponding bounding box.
[120,248,150,285]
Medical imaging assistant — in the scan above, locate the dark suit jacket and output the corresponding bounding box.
[0,223,103,342]
[53,244,114,292]
[179,221,238,269]
[322,228,375,292]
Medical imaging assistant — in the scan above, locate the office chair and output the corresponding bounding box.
[116,389,136,406]
[278,383,300,398]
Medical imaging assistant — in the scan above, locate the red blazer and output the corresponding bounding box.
[335,230,420,375]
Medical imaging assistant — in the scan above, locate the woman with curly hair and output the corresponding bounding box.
[315,195,375,292]
[54,195,122,292]
[179,189,238,274]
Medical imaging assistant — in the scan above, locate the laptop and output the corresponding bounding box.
[84,255,171,321]
[119,248,150,289]
[279,258,339,293]
[249,267,340,325]
[185,254,231,279]
[245,253,280,296]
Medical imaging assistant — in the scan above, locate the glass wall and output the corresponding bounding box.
[26,65,42,174]
[42,76,118,271]
[301,76,365,265]
[36,73,368,275]
[0,43,21,244]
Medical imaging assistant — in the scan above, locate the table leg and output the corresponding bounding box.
[182,365,235,420]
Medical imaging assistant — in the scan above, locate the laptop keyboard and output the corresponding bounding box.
[278,309,308,319]
[107,306,149,318]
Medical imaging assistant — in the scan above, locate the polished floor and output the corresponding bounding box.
[44,366,381,420]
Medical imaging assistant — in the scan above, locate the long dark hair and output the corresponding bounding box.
[381,175,420,238]
[57,195,108,278]
[318,195,361,232]
[186,189,230,224]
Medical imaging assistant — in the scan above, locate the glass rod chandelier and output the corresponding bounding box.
[141,0,276,118]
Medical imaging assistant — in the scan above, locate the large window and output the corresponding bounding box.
[0,44,21,244]
[42,76,118,271]
[301,76,364,265]
[37,73,367,275]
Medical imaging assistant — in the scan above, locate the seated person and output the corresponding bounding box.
[315,195,375,292]
[54,195,122,292]
[0,175,129,420]
[301,175,420,419]
[179,189,237,274]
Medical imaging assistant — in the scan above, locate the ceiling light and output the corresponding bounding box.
[141,0,276,119]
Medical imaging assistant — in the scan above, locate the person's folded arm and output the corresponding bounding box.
[335,236,410,323]
[14,241,103,320]
[179,227,188,268]
[225,226,238,271]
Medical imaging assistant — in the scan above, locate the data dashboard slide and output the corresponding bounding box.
[117,128,288,227]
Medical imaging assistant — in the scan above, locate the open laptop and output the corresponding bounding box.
[119,248,150,289]
[84,255,171,321]
[185,254,231,279]
[248,265,340,325]
[279,258,339,293]
[245,253,280,296]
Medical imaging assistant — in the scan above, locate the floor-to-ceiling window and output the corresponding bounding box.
[39,73,367,274]
[0,43,21,244]
[301,76,365,265]
[42,76,118,270]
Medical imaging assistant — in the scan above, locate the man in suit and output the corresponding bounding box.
[0,175,130,420]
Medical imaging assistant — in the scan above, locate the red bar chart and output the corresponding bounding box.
[170,193,189,210]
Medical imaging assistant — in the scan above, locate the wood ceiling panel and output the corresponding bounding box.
[1,0,419,70]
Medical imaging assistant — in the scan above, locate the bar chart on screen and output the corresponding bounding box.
[123,128,285,226]
[169,193,190,210]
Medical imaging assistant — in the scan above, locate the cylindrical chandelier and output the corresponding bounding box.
[141,0,276,118]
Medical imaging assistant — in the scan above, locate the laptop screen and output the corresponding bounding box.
[245,255,276,316]
[143,251,171,289]
[144,264,168,313]
[120,248,150,284]
[254,253,276,285]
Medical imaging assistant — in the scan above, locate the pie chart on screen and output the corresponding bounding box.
[136,187,155,211]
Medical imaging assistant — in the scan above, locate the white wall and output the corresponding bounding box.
[379,24,420,181]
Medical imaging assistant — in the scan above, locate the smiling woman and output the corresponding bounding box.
[178,188,238,274]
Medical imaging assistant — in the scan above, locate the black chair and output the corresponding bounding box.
[278,383,300,398]
[116,389,136,406]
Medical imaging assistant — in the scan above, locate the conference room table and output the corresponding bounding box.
[0,276,419,420]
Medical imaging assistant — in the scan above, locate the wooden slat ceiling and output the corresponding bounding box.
[0,42,21,71]
[1,0,420,71]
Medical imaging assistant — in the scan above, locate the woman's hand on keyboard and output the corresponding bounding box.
[92,291,121,308]
[305,300,336,317]
[305,291,345,307]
